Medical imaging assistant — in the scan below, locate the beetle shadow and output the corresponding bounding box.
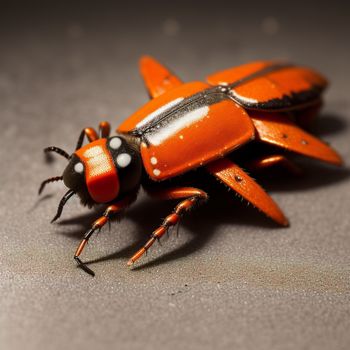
[55,208,106,239]
[87,175,350,271]
[310,113,348,137]
[28,193,55,213]
[79,189,280,269]
[80,163,349,270]
[126,166,350,270]
[253,162,350,193]
[312,113,348,137]
[128,194,283,271]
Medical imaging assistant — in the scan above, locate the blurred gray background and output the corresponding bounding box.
[0,1,349,349]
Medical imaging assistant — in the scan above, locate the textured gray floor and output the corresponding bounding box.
[1,2,349,350]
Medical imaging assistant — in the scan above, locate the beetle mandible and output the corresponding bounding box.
[40,56,342,275]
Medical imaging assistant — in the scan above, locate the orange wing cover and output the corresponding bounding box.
[117,82,255,181]
[250,112,342,166]
[207,61,328,111]
[139,56,183,98]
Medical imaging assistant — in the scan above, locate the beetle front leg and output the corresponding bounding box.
[74,194,136,276]
[127,187,208,266]
[74,121,111,150]
[75,127,98,150]
[98,121,111,138]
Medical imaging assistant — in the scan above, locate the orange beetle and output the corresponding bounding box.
[40,56,342,276]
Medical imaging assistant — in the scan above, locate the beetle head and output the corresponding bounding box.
[40,135,143,222]
[62,136,142,206]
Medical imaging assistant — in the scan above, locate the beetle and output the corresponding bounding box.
[40,56,342,276]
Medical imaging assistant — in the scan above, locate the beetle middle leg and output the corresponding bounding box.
[74,193,136,276]
[127,187,208,266]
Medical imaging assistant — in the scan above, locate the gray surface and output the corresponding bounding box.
[1,2,350,350]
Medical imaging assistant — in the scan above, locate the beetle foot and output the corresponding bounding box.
[74,256,95,276]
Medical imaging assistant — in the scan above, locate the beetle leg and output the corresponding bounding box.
[139,56,183,99]
[98,121,111,138]
[51,189,76,222]
[245,154,303,176]
[74,193,137,276]
[127,187,208,266]
[250,112,342,166]
[75,121,111,150]
[206,157,289,226]
[75,127,99,150]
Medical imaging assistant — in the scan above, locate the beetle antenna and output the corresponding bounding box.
[51,189,75,223]
[38,176,63,195]
[44,146,70,160]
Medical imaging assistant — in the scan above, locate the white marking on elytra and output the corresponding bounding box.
[109,137,122,149]
[153,169,161,176]
[116,153,132,168]
[136,97,184,129]
[74,162,84,173]
[150,157,158,165]
[148,106,209,146]
[231,90,258,104]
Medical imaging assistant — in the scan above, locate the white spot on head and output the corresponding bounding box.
[74,162,84,173]
[116,153,132,168]
[153,169,161,176]
[109,137,122,150]
[150,157,158,165]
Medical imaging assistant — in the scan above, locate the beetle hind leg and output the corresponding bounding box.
[127,187,208,266]
[245,154,303,176]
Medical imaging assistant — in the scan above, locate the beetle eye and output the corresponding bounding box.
[109,137,122,150]
[116,153,132,168]
[74,162,84,173]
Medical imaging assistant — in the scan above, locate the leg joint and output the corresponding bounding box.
[163,213,180,227]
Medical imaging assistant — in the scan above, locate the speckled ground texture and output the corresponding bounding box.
[1,1,349,350]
